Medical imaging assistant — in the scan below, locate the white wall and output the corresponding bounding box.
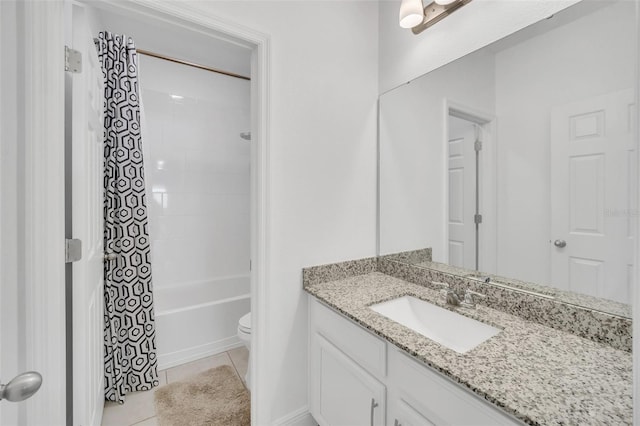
[494,0,635,284]
[179,1,380,422]
[378,0,581,94]
[379,49,495,259]
[139,55,251,290]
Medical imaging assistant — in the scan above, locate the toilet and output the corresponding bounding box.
[237,312,252,389]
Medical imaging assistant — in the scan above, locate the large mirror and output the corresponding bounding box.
[379,0,636,317]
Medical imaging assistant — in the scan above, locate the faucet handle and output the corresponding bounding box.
[462,289,486,307]
[432,281,450,297]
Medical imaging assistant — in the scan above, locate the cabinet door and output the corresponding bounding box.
[311,333,386,426]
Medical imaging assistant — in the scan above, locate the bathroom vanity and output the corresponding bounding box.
[303,258,632,425]
[309,296,521,425]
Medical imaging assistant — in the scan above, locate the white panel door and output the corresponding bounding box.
[448,116,476,269]
[71,4,105,425]
[551,89,634,303]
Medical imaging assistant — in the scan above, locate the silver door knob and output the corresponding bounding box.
[554,239,567,248]
[0,371,42,402]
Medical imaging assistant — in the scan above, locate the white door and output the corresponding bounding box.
[0,4,20,424]
[550,89,634,303]
[448,116,477,269]
[70,3,105,425]
[2,1,65,424]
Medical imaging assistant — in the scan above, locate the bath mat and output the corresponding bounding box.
[154,365,250,426]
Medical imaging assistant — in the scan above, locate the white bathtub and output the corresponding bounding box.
[154,275,250,370]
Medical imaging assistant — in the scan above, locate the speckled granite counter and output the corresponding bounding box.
[304,271,632,425]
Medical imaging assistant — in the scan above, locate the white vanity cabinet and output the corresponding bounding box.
[311,334,386,426]
[308,297,523,426]
[309,297,387,426]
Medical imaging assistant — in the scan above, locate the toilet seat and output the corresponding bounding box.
[238,312,251,333]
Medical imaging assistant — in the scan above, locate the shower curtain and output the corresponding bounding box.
[97,31,159,403]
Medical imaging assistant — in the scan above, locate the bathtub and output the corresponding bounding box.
[154,274,251,370]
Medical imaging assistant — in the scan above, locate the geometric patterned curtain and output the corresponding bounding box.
[96,31,159,404]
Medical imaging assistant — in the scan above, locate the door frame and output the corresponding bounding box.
[634,1,640,422]
[443,99,497,273]
[24,0,271,424]
[77,1,272,424]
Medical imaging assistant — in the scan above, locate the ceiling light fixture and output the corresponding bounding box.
[400,0,473,35]
[399,0,425,29]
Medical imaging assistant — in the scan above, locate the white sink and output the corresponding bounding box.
[369,296,500,353]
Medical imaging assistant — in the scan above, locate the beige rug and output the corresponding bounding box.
[154,365,250,426]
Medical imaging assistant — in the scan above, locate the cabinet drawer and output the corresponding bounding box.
[388,397,435,426]
[388,348,522,426]
[310,297,386,377]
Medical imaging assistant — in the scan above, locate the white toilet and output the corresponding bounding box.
[237,312,252,390]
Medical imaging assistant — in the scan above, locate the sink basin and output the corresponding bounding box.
[369,296,500,353]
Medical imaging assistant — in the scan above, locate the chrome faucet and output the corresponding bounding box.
[432,282,486,308]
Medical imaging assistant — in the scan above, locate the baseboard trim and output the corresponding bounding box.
[157,336,244,370]
[273,406,316,426]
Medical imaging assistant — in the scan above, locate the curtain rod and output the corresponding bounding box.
[135,49,250,81]
[92,38,250,81]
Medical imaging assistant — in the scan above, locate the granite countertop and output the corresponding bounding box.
[304,272,632,426]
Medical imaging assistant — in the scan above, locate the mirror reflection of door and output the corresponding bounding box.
[447,115,483,270]
[448,116,478,270]
[550,89,635,304]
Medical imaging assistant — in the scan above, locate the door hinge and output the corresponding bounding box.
[474,214,483,224]
[65,46,82,73]
[65,239,82,263]
[474,140,483,152]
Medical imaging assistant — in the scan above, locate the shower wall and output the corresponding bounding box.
[138,55,251,369]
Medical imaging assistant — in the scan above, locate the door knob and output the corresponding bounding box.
[554,239,567,248]
[0,371,42,402]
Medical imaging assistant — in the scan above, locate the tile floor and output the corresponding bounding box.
[101,346,249,426]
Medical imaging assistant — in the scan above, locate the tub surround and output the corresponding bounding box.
[303,258,632,425]
[139,48,251,372]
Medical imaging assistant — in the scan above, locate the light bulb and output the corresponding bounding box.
[399,0,424,29]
